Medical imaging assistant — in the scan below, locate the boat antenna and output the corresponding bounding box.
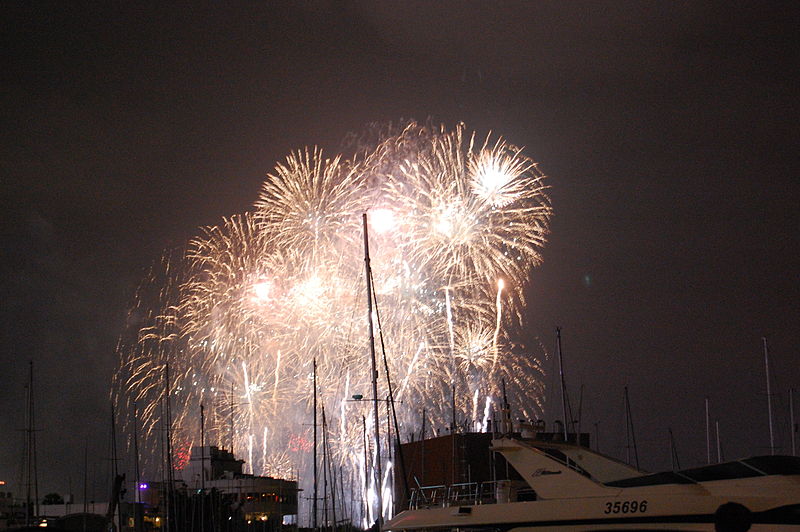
[556,327,568,441]
[763,337,775,455]
[362,213,383,529]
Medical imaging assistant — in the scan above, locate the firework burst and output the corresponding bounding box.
[113,121,551,527]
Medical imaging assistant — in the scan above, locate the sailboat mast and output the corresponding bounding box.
[361,415,368,528]
[164,363,173,532]
[229,382,235,455]
[134,402,140,504]
[369,271,411,506]
[25,361,39,526]
[313,358,318,531]
[200,404,206,532]
[668,427,680,470]
[111,404,123,532]
[705,397,711,465]
[363,213,383,528]
[321,405,329,530]
[763,337,775,455]
[556,328,568,441]
[624,386,639,469]
[791,387,797,456]
[322,404,338,530]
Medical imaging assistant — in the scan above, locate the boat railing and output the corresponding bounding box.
[408,481,502,509]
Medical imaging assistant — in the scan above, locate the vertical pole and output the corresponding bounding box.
[200,405,206,490]
[229,382,235,455]
[25,363,32,526]
[200,404,206,532]
[24,361,39,526]
[705,397,711,465]
[763,337,775,455]
[791,388,797,457]
[361,416,368,528]
[134,403,140,505]
[111,404,123,532]
[363,213,383,529]
[323,405,337,530]
[451,385,456,434]
[715,420,721,463]
[313,358,318,531]
[84,442,89,515]
[321,405,329,530]
[164,364,173,532]
[576,384,585,438]
[420,410,425,487]
[593,422,600,453]
[668,427,680,471]
[451,384,456,485]
[624,387,639,470]
[555,328,568,441]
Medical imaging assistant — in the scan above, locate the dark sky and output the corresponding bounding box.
[2,2,798,498]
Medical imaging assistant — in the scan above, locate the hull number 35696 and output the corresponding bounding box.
[604,500,648,514]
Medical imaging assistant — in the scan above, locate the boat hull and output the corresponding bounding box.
[386,494,800,531]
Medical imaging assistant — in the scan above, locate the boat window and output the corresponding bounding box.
[743,456,800,475]
[605,471,695,487]
[680,462,762,482]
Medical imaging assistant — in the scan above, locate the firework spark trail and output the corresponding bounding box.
[113,121,551,526]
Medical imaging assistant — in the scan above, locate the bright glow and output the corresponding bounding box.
[434,205,455,237]
[294,274,324,308]
[369,208,397,234]
[113,122,551,527]
[481,397,493,432]
[254,281,272,301]
[473,165,514,207]
[138,483,148,490]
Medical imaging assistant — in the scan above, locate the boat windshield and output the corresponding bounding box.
[606,455,800,487]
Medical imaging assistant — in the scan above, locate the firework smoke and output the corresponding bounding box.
[112,121,551,527]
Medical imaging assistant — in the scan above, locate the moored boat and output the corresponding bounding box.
[386,434,800,531]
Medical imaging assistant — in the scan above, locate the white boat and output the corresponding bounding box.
[385,435,800,531]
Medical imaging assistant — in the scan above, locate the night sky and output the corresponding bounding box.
[2,2,798,500]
